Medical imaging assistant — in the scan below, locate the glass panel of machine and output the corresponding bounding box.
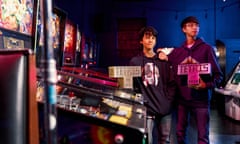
[36,7,67,69]
[224,62,240,90]
[0,0,34,35]
[0,0,38,50]
[80,34,99,67]
[231,73,240,85]
[63,18,77,66]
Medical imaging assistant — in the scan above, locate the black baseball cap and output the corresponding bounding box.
[181,16,199,28]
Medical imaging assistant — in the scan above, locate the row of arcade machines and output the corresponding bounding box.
[36,7,99,70]
[215,61,240,121]
[0,1,131,143]
[37,66,148,144]
[0,0,99,76]
[0,3,99,69]
[0,1,145,143]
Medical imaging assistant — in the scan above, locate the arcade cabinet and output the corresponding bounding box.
[215,61,240,121]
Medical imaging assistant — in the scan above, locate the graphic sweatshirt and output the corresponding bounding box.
[129,53,176,116]
[168,38,223,107]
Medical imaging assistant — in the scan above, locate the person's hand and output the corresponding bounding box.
[188,78,206,90]
[157,48,168,61]
[159,52,168,61]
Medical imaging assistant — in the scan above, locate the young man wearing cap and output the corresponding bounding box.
[129,26,176,144]
[158,16,223,144]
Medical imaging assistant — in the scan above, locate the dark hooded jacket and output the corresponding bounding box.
[168,38,223,107]
[129,53,176,116]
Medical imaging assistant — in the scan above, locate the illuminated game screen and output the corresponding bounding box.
[0,0,38,50]
[0,0,34,35]
[231,73,240,85]
[63,19,77,66]
[81,34,98,66]
[225,61,240,89]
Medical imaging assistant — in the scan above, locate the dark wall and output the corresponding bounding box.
[54,0,240,68]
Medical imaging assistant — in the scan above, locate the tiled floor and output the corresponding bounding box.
[189,109,240,144]
[180,103,240,144]
[165,106,240,144]
[211,111,240,144]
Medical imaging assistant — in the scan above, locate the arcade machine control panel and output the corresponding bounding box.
[37,67,147,144]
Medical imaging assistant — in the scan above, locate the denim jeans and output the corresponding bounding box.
[176,104,210,144]
[147,114,173,144]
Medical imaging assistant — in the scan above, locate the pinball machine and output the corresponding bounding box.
[215,61,240,121]
[37,66,147,144]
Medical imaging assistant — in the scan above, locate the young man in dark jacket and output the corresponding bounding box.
[159,16,223,144]
[129,26,176,144]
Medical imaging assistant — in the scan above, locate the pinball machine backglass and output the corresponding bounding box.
[0,0,37,50]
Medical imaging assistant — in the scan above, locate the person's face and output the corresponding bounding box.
[182,22,199,37]
[140,32,156,50]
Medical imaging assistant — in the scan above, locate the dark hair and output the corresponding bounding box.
[215,39,225,47]
[181,16,199,28]
[138,26,158,41]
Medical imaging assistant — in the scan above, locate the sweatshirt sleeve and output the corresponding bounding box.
[205,46,223,88]
[166,62,177,101]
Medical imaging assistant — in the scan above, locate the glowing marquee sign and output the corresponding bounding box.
[108,66,141,89]
[178,63,211,75]
[177,63,211,85]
